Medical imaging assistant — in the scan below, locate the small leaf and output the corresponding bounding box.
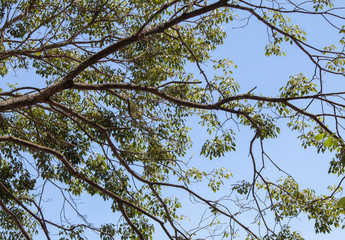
[337,197,345,208]
[315,133,325,141]
[324,138,334,148]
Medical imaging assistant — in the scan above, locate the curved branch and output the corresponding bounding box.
[0,0,228,112]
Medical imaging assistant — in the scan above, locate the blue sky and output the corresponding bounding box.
[148,9,345,238]
[198,7,345,239]
[152,6,345,239]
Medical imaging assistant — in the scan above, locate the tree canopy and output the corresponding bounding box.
[1,0,345,239]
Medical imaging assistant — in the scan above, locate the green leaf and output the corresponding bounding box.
[337,197,345,208]
[315,133,325,141]
[324,138,334,148]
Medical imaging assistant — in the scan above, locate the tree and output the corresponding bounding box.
[0,0,345,239]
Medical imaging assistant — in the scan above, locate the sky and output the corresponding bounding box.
[191,5,345,239]
[1,1,345,239]
[149,4,345,239]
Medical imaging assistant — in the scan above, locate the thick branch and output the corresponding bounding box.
[0,0,227,112]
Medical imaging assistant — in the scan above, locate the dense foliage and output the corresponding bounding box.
[0,0,345,239]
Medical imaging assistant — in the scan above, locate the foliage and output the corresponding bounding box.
[0,0,344,239]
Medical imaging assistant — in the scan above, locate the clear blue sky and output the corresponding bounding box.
[151,6,345,239]
[184,7,345,239]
